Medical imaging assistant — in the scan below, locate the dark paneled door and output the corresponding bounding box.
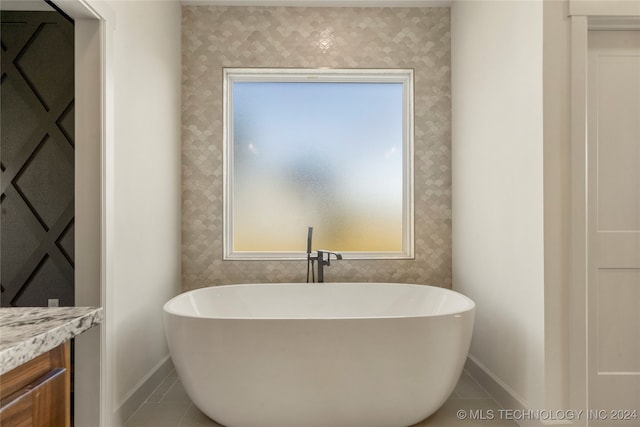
[1,10,75,307]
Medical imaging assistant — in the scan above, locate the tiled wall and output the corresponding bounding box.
[182,6,451,290]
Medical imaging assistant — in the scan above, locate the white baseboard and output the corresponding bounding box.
[114,355,175,426]
[464,355,575,427]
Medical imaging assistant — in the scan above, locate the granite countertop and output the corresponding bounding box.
[0,306,103,375]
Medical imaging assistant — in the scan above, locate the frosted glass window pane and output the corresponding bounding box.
[225,69,413,259]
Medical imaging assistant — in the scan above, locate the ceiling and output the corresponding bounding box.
[0,1,54,11]
[181,0,453,6]
[0,0,452,10]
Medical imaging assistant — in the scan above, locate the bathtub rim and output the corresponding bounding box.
[163,282,475,321]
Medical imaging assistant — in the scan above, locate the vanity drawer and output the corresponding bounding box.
[0,368,67,426]
[0,342,70,427]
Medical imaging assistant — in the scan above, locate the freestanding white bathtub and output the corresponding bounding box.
[163,283,474,427]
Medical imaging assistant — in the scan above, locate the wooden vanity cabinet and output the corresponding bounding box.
[0,342,70,427]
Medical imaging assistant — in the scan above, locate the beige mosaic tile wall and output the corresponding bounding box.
[182,6,451,290]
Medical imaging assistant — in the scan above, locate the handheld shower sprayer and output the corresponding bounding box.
[307,226,313,255]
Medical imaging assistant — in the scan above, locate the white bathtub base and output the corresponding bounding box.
[164,283,475,427]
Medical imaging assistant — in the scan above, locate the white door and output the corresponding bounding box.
[587,30,640,426]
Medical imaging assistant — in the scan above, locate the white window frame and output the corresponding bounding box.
[223,68,414,260]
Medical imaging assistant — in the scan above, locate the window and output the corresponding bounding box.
[223,68,414,260]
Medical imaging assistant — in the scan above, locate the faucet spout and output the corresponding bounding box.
[319,250,342,264]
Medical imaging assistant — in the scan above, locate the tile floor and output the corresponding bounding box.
[123,370,518,427]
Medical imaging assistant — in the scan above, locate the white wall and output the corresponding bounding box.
[451,0,546,410]
[106,0,182,418]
